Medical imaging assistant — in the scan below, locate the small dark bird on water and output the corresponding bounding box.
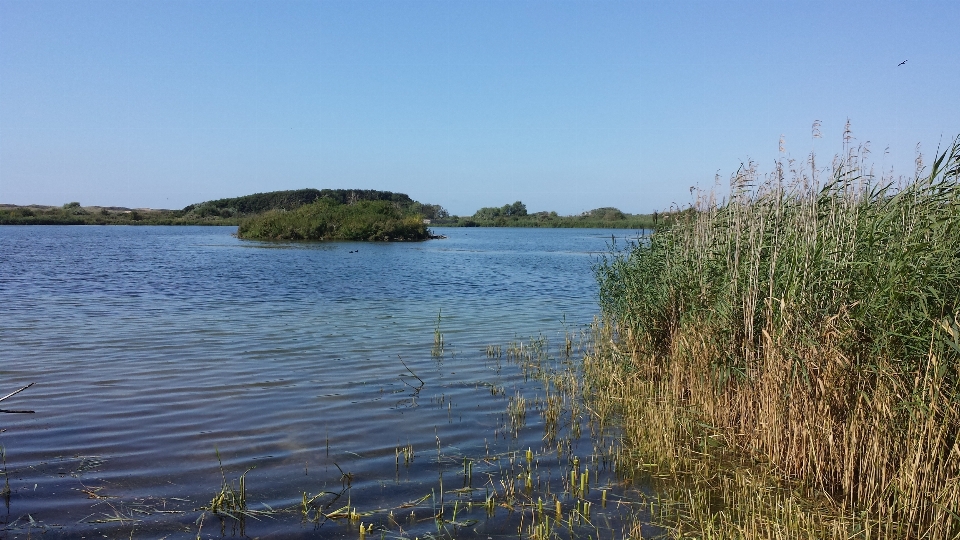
[898,60,908,66]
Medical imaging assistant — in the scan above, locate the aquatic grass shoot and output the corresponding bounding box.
[1,444,10,500]
[432,309,445,357]
[200,449,278,536]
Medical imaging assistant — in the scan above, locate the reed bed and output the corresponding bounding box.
[590,134,960,538]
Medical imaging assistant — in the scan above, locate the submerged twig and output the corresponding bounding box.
[0,383,35,404]
[0,383,35,413]
[397,355,425,388]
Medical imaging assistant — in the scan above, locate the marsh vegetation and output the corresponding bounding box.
[588,133,960,538]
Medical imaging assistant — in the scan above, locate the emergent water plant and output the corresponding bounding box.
[591,132,960,538]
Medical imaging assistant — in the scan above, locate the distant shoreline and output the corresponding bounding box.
[0,203,241,226]
[1,203,660,230]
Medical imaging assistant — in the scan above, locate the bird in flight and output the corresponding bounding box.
[898,60,908,66]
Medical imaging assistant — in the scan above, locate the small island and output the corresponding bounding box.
[236,198,431,241]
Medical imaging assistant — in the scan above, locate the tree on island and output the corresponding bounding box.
[473,201,527,221]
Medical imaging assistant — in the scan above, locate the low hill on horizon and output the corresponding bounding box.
[184,189,411,215]
[182,188,448,220]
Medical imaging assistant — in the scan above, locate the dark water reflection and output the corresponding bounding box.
[1,226,653,539]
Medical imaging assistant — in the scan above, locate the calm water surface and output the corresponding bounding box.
[1,226,653,539]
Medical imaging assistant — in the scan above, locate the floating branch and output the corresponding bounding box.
[0,383,35,413]
[398,355,425,388]
[0,383,34,404]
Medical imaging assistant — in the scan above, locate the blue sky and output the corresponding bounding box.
[1,0,958,215]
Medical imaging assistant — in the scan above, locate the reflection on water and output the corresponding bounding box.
[0,225,654,538]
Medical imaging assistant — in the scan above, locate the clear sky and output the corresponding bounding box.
[1,1,958,215]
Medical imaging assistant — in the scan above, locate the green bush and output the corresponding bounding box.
[236,199,430,241]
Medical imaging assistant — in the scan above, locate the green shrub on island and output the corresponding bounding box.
[236,198,430,241]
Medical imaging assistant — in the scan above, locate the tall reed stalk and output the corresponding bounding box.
[591,134,960,538]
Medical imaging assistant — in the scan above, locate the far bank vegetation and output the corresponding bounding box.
[0,189,449,230]
[2,190,660,230]
[433,200,658,229]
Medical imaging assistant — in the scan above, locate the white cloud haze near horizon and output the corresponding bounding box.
[1,0,958,216]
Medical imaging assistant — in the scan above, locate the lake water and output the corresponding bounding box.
[0,225,654,539]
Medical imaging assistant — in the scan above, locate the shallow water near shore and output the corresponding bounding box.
[1,225,655,539]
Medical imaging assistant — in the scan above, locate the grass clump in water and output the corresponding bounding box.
[236,198,430,241]
[200,451,277,536]
[590,132,960,538]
